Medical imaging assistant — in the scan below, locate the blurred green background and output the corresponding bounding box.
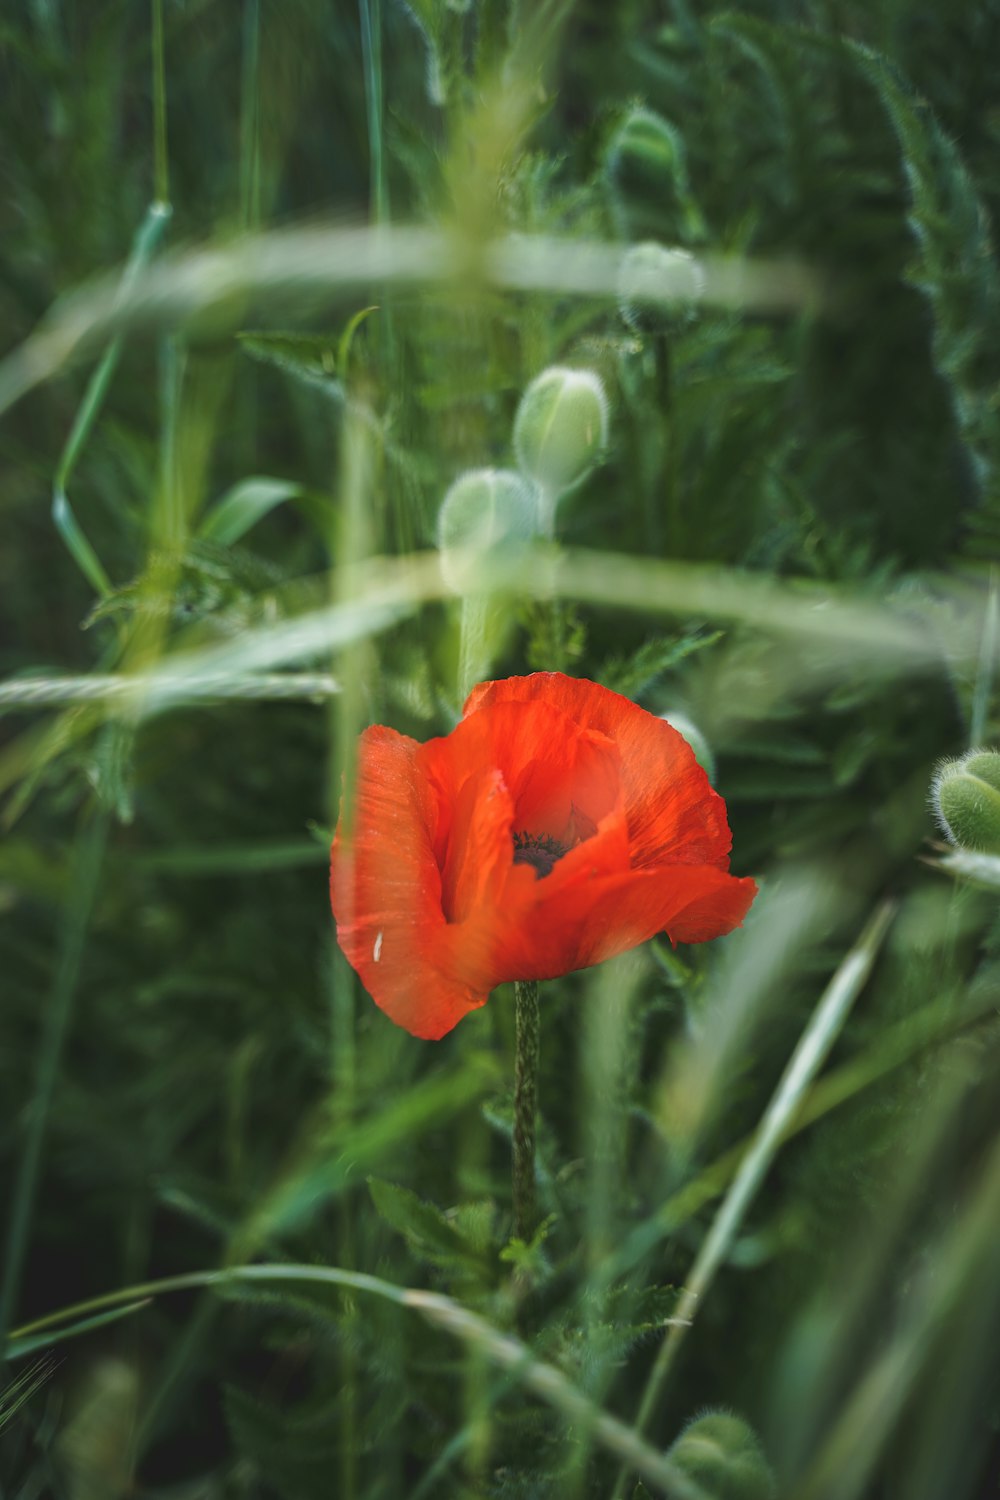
[3,1,1000,1496]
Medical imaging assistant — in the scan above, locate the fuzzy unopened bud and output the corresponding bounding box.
[667,1412,776,1500]
[513,367,609,497]
[661,710,715,782]
[436,467,538,593]
[606,107,706,243]
[933,749,1000,853]
[619,241,705,332]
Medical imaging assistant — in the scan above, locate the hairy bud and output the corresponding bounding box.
[619,241,705,332]
[606,106,706,243]
[932,749,1000,854]
[436,468,538,593]
[513,366,609,498]
[667,1412,776,1500]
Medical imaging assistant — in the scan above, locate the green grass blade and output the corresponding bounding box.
[5,1264,708,1499]
[0,812,109,1356]
[614,899,896,1496]
[51,201,171,596]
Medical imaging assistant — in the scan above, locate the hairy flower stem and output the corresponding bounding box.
[512,979,540,1241]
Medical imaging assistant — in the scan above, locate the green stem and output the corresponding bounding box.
[970,568,999,747]
[358,0,386,227]
[240,0,262,229]
[151,0,169,206]
[458,595,489,701]
[512,979,540,1241]
[0,812,109,1357]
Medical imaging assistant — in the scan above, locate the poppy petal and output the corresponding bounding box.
[330,727,492,1039]
[665,868,759,945]
[495,859,757,980]
[464,673,733,870]
[421,699,621,848]
[333,675,758,1038]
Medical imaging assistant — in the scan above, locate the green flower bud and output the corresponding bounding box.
[933,749,1000,853]
[661,710,716,782]
[667,1412,776,1500]
[606,107,707,243]
[619,241,705,333]
[436,467,538,594]
[513,367,609,498]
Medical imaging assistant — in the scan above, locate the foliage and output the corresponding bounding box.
[3,1,1000,1496]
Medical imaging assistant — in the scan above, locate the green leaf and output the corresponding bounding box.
[238,330,344,391]
[847,43,1000,534]
[5,1302,149,1362]
[369,1178,493,1279]
[224,1383,344,1496]
[198,477,303,547]
[236,1055,498,1252]
[599,630,723,698]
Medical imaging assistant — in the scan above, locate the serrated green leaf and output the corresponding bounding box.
[599,630,723,699]
[238,329,343,387]
[369,1178,492,1279]
[847,43,1000,524]
[370,1178,465,1253]
[224,1383,343,1496]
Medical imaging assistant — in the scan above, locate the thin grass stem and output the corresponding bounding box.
[359,0,387,227]
[0,812,109,1358]
[151,0,169,205]
[611,898,896,1498]
[970,568,999,746]
[0,230,824,419]
[240,0,262,228]
[0,672,341,710]
[52,202,171,597]
[5,1263,707,1499]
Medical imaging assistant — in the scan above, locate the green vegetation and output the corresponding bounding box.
[2,1,1000,1495]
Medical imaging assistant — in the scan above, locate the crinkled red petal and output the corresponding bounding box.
[464,673,733,870]
[491,834,757,980]
[332,678,758,1039]
[330,726,495,1039]
[419,698,620,850]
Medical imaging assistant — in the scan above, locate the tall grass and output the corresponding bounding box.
[2,1,1000,1496]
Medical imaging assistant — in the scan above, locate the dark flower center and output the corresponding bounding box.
[512,831,569,879]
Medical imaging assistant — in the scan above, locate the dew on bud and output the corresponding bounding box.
[436,467,539,593]
[513,366,609,498]
[932,749,1000,854]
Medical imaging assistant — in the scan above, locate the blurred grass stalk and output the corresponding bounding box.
[650,904,893,1397]
[792,1052,1000,1500]
[0,226,823,419]
[609,900,895,1499]
[0,543,974,727]
[4,1264,708,1500]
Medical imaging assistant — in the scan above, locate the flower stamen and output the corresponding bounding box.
[512,831,568,878]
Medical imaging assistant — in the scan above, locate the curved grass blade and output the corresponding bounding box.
[611,899,896,1499]
[6,1304,149,1363]
[52,202,172,596]
[6,1264,707,1499]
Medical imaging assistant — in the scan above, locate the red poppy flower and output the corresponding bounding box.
[330,672,757,1040]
